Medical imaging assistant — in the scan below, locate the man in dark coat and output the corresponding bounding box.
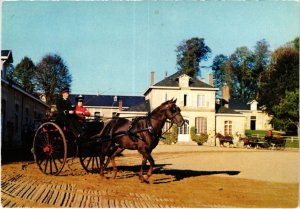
[56,87,84,139]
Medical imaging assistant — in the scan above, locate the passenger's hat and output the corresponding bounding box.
[60,87,70,94]
[76,95,84,102]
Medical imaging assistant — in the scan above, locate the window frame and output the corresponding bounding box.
[195,117,207,134]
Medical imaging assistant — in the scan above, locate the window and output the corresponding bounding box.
[184,94,187,106]
[224,121,232,135]
[195,117,207,134]
[178,122,189,134]
[197,95,206,107]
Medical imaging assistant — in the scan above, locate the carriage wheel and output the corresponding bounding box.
[78,142,110,173]
[32,122,67,175]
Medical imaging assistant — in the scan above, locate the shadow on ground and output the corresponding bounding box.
[112,164,240,184]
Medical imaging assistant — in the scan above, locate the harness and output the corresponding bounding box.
[100,102,182,147]
[110,112,175,144]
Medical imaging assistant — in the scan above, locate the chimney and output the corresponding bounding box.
[209,73,213,86]
[118,99,123,111]
[222,83,230,108]
[150,71,155,86]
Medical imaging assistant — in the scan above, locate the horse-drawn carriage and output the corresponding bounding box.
[239,135,286,150]
[32,116,109,175]
[31,99,185,182]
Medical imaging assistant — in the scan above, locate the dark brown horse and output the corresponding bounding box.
[239,136,260,148]
[216,133,233,146]
[96,98,185,182]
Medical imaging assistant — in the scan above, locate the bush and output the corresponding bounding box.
[161,125,178,144]
[190,126,208,145]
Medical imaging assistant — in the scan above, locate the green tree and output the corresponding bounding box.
[176,37,211,78]
[4,63,15,81]
[253,39,270,99]
[211,54,228,96]
[13,56,36,93]
[259,47,299,130]
[271,90,299,131]
[293,36,299,51]
[36,54,72,104]
[227,46,254,99]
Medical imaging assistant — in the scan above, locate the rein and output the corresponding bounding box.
[108,103,180,142]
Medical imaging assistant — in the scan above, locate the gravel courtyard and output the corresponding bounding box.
[1,145,299,208]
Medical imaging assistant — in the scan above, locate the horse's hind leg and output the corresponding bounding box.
[99,155,106,177]
[110,148,124,179]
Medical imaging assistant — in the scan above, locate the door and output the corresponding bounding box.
[250,116,256,130]
[178,119,190,142]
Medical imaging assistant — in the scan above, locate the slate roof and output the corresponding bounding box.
[229,99,262,110]
[124,99,150,112]
[153,71,213,88]
[216,104,242,114]
[69,94,146,108]
[1,50,13,63]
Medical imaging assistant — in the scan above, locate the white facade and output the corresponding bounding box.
[144,73,251,143]
[145,74,219,143]
[215,114,246,136]
[233,100,272,131]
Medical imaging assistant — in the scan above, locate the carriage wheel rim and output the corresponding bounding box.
[33,122,67,175]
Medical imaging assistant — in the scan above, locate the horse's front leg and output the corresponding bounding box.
[139,156,147,181]
[144,154,154,181]
[139,152,154,183]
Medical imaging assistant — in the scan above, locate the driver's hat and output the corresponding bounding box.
[76,95,84,102]
[61,87,70,94]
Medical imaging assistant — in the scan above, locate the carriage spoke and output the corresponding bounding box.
[91,157,95,170]
[51,155,59,173]
[43,156,50,173]
[49,157,53,174]
[85,157,92,169]
[95,156,100,169]
[37,157,45,166]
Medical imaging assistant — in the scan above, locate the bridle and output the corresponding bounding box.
[118,102,183,141]
[147,103,182,137]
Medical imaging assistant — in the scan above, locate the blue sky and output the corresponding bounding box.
[2,1,299,96]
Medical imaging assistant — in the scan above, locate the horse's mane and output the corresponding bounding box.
[150,101,169,116]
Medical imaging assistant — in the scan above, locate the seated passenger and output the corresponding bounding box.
[276,133,281,140]
[75,95,91,121]
[265,129,273,142]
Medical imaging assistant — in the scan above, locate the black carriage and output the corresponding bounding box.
[32,116,110,175]
[241,135,286,150]
[263,136,286,150]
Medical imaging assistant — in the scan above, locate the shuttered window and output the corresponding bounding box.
[195,117,207,134]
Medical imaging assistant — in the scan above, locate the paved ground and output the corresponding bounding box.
[1,145,299,207]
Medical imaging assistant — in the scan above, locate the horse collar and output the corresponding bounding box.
[146,116,154,135]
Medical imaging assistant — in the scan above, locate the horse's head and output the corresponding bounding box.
[160,98,185,127]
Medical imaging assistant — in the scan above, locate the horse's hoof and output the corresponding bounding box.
[139,175,145,182]
[143,175,149,181]
[112,171,118,179]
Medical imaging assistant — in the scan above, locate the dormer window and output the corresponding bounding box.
[178,74,191,88]
[248,100,258,111]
